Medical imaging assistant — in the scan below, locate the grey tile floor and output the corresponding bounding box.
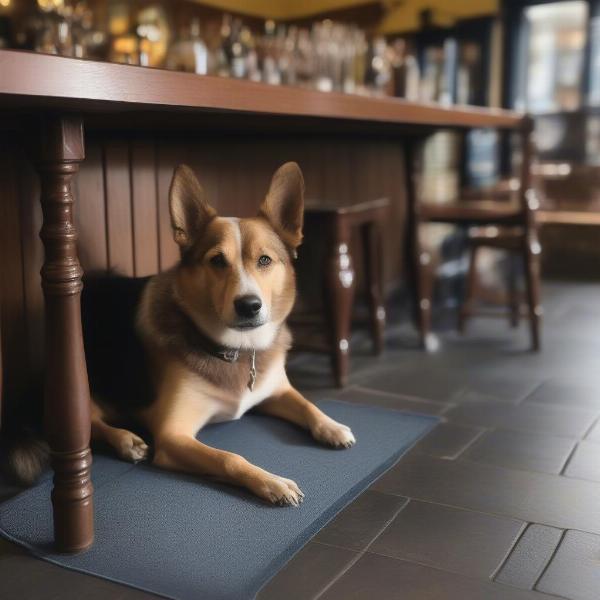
[2,280,600,599]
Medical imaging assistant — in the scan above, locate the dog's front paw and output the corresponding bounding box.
[253,473,304,507]
[311,417,356,449]
[112,429,149,463]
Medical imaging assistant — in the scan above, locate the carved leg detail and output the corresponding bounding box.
[417,247,436,350]
[524,233,542,352]
[35,115,94,553]
[326,218,355,388]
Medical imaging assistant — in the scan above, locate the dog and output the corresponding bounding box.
[83,162,355,507]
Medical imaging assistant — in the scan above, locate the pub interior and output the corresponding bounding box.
[1,1,600,599]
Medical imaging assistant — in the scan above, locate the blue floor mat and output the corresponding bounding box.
[0,400,437,600]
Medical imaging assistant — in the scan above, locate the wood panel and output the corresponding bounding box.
[104,140,134,275]
[130,139,159,276]
[0,132,408,421]
[156,142,181,271]
[16,147,44,382]
[0,135,29,413]
[75,141,108,272]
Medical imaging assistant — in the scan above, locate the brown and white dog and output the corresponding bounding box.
[88,162,355,507]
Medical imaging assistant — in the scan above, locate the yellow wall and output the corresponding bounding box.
[190,0,499,30]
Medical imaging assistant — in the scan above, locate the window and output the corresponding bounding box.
[516,1,588,113]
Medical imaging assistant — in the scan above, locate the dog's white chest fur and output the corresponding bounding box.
[211,359,287,423]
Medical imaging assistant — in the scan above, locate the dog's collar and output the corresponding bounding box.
[172,303,243,363]
[190,320,257,389]
[193,326,242,363]
[171,302,259,390]
[214,347,241,363]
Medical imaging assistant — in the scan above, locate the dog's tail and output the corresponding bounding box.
[0,429,50,486]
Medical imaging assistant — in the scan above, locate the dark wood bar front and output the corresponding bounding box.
[0,49,525,553]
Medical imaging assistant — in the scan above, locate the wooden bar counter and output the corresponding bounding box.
[0,49,525,553]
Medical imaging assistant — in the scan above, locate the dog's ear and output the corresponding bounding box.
[169,165,216,249]
[259,162,304,252]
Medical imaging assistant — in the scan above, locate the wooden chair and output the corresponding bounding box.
[458,225,525,332]
[404,119,542,351]
[294,198,390,387]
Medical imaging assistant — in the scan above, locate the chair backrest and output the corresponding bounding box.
[519,116,538,214]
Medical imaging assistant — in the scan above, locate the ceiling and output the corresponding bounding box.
[191,0,499,32]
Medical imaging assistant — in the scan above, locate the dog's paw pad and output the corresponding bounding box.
[258,475,304,507]
[115,430,149,463]
[312,419,356,449]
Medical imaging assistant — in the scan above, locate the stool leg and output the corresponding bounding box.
[519,121,541,351]
[404,139,436,351]
[508,252,520,328]
[459,244,479,334]
[524,232,542,351]
[361,221,385,355]
[411,222,435,350]
[326,218,355,387]
[418,245,436,350]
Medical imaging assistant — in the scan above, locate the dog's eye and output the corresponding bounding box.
[258,255,272,268]
[209,253,228,268]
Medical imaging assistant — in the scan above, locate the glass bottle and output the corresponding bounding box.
[166,18,208,75]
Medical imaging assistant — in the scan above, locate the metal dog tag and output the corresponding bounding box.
[248,349,257,391]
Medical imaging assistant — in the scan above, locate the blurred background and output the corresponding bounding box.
[1,0,599,314]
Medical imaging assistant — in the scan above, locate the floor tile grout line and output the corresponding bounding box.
[449,426,488,460]
[312,498,411,600]
[312,499,411,557]
[313,522,573,600]
[523,400,600,417]
[443,417,596,442]
[560,470,600,485]
[383,493,529,525]
[516,380,547,406]
[360,497,412,552]
[460,452,576,478]
[371,487,600,537]
[438,404,455,416]
[412,447,583,480]
[317,545,571,598]
[308,542,364,600]
[531,528,568,593]
[451,396,600,417]
[558,440,579,477]
[582,413,600,441]
[489,521,529,582]
[361,545,531,587]
[351,384,448,408]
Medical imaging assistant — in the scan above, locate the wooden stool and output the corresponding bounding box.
[295,198,390,387]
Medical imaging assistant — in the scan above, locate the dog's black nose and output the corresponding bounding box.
[234,295,262,319]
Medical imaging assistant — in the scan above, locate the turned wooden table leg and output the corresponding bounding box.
[34,115,93,553]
